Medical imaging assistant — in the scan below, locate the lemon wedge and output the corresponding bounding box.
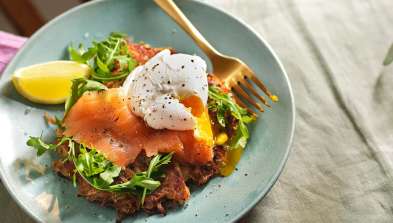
[12,61,91,104]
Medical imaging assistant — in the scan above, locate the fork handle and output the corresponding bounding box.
[154,0,219,58]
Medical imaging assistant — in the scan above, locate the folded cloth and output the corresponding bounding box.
[0,31,27,73]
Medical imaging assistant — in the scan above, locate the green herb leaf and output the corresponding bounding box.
[110,153,173,205]
[26,136,57,156]
[108,173,160,192]
[64,78,107,115]
[140,152,173,205]
[137,179,161,190]
[96,57,110,73]
[66,140,117,190]
[26,136,70,156]
[73,144,123,187]
[208,86,255,150]
[99,165,121,185]
[82,46,98,62]
[68,141,171,198]
[148,152,173,174]
[216,104,226,127]
[72,172,77,187]
[228,127,248,149]
[68,45,85,63]
[110,32,128,38]
[91,72,131,81]
[27,136,171,199]
[69,32,137,82]
[75,145,111,177]
[383,43,393,66]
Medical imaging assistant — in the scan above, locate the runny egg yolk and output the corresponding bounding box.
[194,107,214,147]
[180,95,205,117]
[181,95,213,147]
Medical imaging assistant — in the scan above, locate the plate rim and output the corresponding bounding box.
[205,2,295,222]
[0,0,295,222]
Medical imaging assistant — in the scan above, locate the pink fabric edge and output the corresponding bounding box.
[0,31,27,73]
[0,31,27,48]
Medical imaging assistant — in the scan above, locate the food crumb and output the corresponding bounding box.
[24,108,31,115]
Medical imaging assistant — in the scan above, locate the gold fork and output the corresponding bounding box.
[154,0,278,112]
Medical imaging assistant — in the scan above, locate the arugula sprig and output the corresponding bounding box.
[64,140,121,189]
[75,144,121,186]
[27,136,70,156]
[26,137,172,204]
[68,32,137,82]
[141,153,172,205]
[208,86,255,149]
[64,78,107,115]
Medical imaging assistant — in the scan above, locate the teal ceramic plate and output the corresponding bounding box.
[0,0,294,222]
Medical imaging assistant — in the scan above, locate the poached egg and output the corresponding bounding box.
[122,49,208,130]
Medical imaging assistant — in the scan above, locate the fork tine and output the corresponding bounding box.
[247,74,278,102]
[238,78,271,108]
[232,94,257,116]
[232,85,264,112]
[231,93,248,108]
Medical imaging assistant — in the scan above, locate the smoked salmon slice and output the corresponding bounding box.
[63,88,213,167]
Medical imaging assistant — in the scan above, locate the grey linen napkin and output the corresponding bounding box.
[206,0,393,222]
